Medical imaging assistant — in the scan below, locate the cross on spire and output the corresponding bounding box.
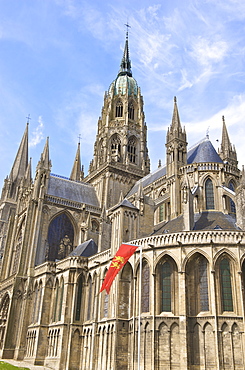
[124,22,131,38]
[78,134,82,144]
[26,114,31,124]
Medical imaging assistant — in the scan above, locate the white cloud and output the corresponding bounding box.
[29,116,44,148]
[190,37,228,66]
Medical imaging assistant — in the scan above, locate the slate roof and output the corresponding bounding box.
[127,166,166,197]
[70,239,98,257]
[187,137,223,164]
[127,137,222,197]
[109,198,138,212]
[47,175,100,207]
[152,212,240,235]
[193,212,240,231]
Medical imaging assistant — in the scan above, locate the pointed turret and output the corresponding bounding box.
[170,96,182,133]
[2,123,29,200]
[70,142,83,181]
[166,97,188,219]
[219,116,237,167]
[23,158,32,186]
[41,137,50,170]
[9,123,29,184]
[33,138,51,200]
[166,97,187,172]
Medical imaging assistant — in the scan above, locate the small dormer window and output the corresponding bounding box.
[116,101,123,117]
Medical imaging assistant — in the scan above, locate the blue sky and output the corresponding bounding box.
[1,0,245,187]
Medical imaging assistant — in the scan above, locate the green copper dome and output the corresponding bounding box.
[109,74,138,96]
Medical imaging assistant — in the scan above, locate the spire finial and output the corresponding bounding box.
[119,24,132,77]
[174,96,177,103]
[26,114,31,125]
[222,115,225,123]
[125,22,131,37]
[206,126,210,139]
[78,134,82,144]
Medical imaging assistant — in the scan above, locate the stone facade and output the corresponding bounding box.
[0,33,245,369]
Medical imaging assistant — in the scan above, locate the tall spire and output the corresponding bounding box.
[221,115,231,151]
[41,137,50,169]
[9,123,29,183]
[70,142,83,181]
[170,96,182,131]
[219,116,237,166]
[118,30,132,77]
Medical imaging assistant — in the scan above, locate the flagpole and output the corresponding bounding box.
[137,243,142,370]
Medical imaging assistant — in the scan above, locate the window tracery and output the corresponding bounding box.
[111,135,121,162]
[128,103,134,120]
[115,100,123,117]
[127,136,136,163]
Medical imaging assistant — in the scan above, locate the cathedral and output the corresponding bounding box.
[0,32,245,370]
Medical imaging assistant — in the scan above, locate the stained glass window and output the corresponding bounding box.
[141,260,150,312]
[47,213,74,261]
[75,275,83,321]
[220,258,233,312]
[228,181,236,214]
[199,257,209,312]
[160,262,172,312]
[205,178,215,210]
[86,276,92,321]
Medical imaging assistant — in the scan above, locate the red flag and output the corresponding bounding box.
[100,243,138,294]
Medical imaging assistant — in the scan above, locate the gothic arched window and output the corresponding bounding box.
[86,275,92,321]
[158,204,165,223]
[118,263,133,319]
[205,178,215,210]
[228,181,236,215]
[57,278,64,321]
[47,213,74,261]
[186,254,209,315]
[128,103,134,120]
[141,260,150,313]
[115,100,123,117]
[0,294,10,349]
[220,258,233,312]
[111,135,121,162]
[160,261,172,312]
[75,275,84,321]
[128,136,136,163]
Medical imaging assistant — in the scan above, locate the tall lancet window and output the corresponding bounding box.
[160,261,172,312]
[128,136,136,163]
[128,103,134,120]
[111,135,121,162]
[220,258,233,312]
[115,100,123,117]
[141,260,150,313]
[228,181,236,215]
[205,178,215,209]
[186,254,209,315]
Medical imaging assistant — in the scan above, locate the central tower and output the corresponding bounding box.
[85,32,150,208]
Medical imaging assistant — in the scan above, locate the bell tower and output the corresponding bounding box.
[85,32,150,208]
